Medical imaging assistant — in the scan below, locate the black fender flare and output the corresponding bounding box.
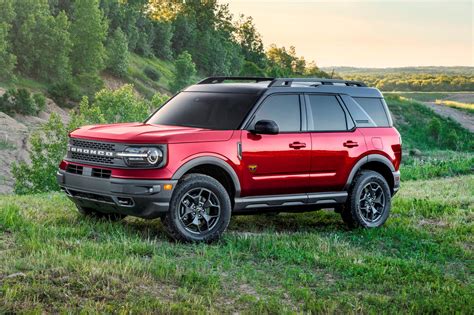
[171,156,241,197]
[344,154,395,190]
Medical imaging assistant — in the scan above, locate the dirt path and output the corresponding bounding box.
[423,102,474,133]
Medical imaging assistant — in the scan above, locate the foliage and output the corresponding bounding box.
[70,0,108,76]
[0,0,16,81]
[144,67,161,81]
[12,86,168,194]
[386,95,473,151]
[47,80,81,107]
[401,151,474,181]
[340,73,474,92]
[0,88,46,116]
[171,51,196,92]
[1,175,473,312]
[235,15,266,69]
[11,113,68,194]
[106,27,129,77]
[9,0,72,83]
[240,61,266,77]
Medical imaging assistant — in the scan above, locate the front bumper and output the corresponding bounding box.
[57,169,177,219]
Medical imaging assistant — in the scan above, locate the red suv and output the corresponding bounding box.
[57,77,401,242]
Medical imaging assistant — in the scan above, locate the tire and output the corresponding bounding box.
[341,170,391,228]
[162,174,232,243]
[76,205,127,221]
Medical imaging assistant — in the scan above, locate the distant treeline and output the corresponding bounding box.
[0,0,328,99]
[339,74,474,92]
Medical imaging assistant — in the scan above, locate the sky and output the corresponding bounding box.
[224,0,473,68]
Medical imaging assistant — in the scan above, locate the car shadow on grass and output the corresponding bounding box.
[114,208,347,242]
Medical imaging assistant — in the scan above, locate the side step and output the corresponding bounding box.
[233,191,347,211]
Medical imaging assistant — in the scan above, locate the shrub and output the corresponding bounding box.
[33,93,46,112]
[144,67,161,81]
[0,88,46,115]
[12,113,68,194]
[48,81,80,107]
[428,118,441,142]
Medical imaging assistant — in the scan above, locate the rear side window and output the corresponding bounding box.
[353,98,390,127]
[307,95,347,131]
[250,94,301,132]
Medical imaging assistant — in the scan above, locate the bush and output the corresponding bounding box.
[12,113,68,194]
[428,118,441,142]
[48,81,80,107]
[144,67,161,81]
[0,88,46,116]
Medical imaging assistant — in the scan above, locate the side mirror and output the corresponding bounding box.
[253,120,279,135]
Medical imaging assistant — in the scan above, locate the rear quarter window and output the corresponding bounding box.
[353,97,390,127]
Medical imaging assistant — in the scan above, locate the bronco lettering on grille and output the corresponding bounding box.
[68,145,114,157]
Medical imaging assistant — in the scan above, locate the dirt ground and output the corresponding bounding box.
[423,101,474,132]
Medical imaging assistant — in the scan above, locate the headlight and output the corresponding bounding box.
[117,147,163,167]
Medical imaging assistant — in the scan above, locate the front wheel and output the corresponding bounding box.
[341,170,391,228]
[162,174,232,243]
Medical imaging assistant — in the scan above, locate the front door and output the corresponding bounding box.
[240,94,311,196]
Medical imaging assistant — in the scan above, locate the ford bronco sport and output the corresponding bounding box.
[57,77,401,242]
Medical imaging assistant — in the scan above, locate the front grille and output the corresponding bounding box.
[92,168,112,179]
[71,152,114,164]
[66,164,83,175]
[68,189,115,204]
[71,139,115,151]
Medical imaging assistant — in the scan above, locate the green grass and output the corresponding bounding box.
[126,54,176,98]
[401,151,473,181]
[386,95,473,152]
[1,176,473,313]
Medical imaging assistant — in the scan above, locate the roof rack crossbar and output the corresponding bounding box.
[269,78,366,87]
[198,76,275,84]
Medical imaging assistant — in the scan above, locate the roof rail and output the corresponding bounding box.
[269,78,366,87]
[197,76,275,84]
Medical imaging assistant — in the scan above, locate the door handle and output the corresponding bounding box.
[343,140,359,148]
[289,142,306,149]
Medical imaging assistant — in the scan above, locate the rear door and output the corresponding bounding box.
[240,94,311,196]
[306,94,366,192]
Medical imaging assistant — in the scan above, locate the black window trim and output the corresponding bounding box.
[243,92,304,133]
[303,93,356,133]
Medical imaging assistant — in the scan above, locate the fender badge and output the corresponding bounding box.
[248,165,257,173]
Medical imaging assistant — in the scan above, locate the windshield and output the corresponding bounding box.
[146,92,259,130]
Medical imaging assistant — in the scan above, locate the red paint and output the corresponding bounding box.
[62,122,401,197]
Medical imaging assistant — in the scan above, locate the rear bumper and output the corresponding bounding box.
[57,169,177,219]
[392,170,400,195]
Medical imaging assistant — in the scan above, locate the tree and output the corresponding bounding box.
[35,11,72,82]
[171,51,196,92]
[152,21,173,60]
[0,0,16,80]
[106,27,129,77]
[235,15,266,69]
[70,0,108,76]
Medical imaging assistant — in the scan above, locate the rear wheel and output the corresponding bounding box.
[162,174,231,243]
[341,170,391,228]
[76,205,127,221]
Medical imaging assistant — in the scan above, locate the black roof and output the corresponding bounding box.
[183,76,383,98]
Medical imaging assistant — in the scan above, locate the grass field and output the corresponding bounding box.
[1,175,473,313]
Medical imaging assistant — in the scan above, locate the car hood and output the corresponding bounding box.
[69,122,234,144]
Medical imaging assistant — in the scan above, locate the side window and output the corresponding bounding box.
[308,95,347,131]
[250,94,301,132]
[353,98,390,127]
